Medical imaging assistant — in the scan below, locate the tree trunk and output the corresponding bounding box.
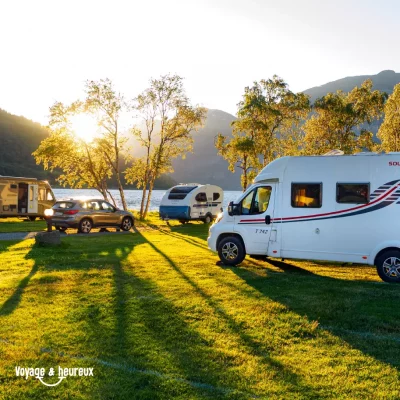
[116,173,127,210]
[140,186,147,219]
[143,177,155,220]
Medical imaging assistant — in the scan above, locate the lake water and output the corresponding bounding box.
[53,189,243,211]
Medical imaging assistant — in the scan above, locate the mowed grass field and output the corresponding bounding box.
[0,215,400,399]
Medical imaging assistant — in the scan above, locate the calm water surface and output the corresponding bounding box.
[53,189,243,211]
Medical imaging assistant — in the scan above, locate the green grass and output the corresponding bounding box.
[0,217,47,233]
[0,215,399,399]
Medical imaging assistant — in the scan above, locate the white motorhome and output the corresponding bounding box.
[208,153,400,283]
[0,176,56,220]
[160,184,223,224]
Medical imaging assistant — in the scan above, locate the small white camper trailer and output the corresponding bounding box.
[0,176,56,220]
[160,184,223,223]
[208,153,400,282]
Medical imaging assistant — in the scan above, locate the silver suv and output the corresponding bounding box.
[50,199,134,233]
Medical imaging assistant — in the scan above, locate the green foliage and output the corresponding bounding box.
[304,80,387,154]
[215,133,259,191]
[33,102,115,203]
[377,83,400,152]
[218,76,310,189]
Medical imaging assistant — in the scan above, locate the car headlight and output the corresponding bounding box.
[44,209,54,217]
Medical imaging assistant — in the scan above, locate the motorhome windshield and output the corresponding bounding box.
[168,186,197,200]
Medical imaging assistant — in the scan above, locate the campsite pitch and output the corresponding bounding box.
[0,215,399,399]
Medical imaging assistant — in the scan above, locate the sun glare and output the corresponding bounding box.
[70,114,99,143]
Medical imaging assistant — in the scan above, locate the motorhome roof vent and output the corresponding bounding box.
[323,149,344,156]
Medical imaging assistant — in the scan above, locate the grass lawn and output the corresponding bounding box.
[0,218,47,233]
[0,214,399,399]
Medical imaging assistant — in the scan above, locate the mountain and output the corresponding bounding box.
[1,70,400,191]
[303,70,400,103]
[0,108,54,180]
[170,109,241,189]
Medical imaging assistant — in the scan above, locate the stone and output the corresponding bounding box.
[35,231,61,246]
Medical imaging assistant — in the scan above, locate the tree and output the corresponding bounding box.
[215,133,259,191]
[84,79,129,210]
[126,74,206,219]
[377,83,400,152]
[304,80,386,154]
[233,76,310,166]
[33,102,115,202]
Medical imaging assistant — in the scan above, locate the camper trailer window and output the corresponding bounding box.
[336,183,369,204]
[213,193,220,201]
[168,186,197,200]
[291,183,322,208]
[195,193,207,202]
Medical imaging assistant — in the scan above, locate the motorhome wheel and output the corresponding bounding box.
[376,250,400,283]
[28,216,36,222]
[218,237,245,266]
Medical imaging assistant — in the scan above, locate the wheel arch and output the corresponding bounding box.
[216,232,246,253]
[374,247,400,265]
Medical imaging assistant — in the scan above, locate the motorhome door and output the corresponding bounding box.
[233,184,276,255]
[28,184,38,214]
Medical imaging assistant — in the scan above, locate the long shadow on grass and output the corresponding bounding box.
[133,230,322,397]
[0,241,40,316]
[230,258,400,370]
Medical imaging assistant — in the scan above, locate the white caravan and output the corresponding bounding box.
[160,184,223,224]
[208,153,400,283]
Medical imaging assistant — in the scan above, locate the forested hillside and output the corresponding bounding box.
[0,108,54,179]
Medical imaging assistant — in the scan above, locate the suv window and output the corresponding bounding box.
[291,183,322,208]
[88,201,101,210]
[55,202,75,209]
[101,201,115,211]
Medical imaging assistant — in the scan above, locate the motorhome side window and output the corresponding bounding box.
[195,192,207,202]
[291,183,322,208]
[241,186,272,215]
[337,183,369,204]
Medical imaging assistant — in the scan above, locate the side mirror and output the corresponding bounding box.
[228,201,233,216]
[265,215,271,225]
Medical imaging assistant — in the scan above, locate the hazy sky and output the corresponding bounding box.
[1,0,399,124]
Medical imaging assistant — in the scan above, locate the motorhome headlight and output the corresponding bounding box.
[215,211,223,223]
[44,208,54,217]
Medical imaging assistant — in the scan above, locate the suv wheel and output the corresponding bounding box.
[121,217,133,231]
[79,218,92,234]
[217,236,246,266]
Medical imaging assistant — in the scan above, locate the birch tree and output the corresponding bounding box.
[126,74,206,219]
[377,83,400,152]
